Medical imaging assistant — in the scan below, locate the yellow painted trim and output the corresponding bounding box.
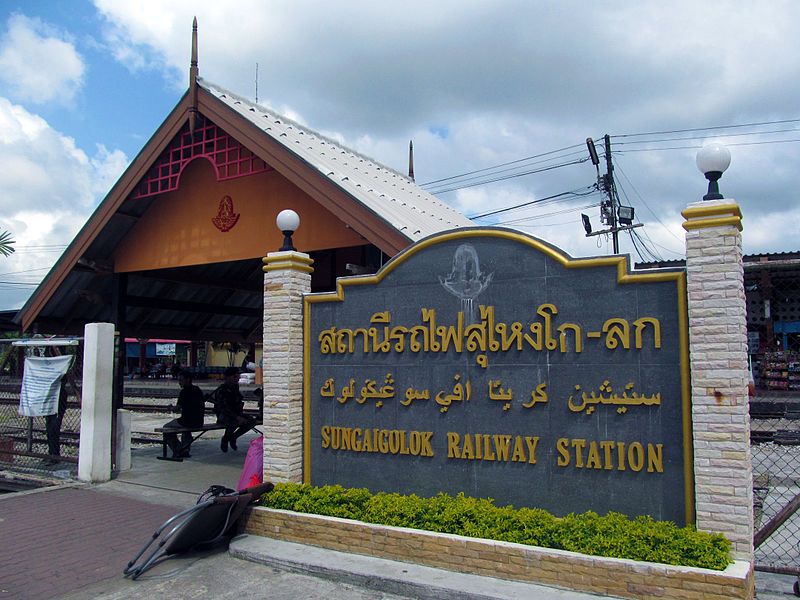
[303,227,695,523]
[263,253,315,266]
[304,296,311,483]
[681,216,743,232]
[263,254,315,273]
[680,202,742,220]
[263,262,314,274]
[677,273,695,526]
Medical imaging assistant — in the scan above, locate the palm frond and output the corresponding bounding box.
[0,231,15,257]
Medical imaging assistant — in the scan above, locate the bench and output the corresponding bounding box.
[154,420,262,461]
[154,423,229,462]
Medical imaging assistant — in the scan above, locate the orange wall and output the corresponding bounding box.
[114,158,367,272]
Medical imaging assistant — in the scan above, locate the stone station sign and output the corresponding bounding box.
[305,228,692,524]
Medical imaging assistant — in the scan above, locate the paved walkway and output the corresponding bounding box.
[1,435,797,599]
[0,433,249,600]
[0,485,181,600]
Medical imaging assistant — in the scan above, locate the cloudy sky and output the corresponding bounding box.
[0,1,798,309]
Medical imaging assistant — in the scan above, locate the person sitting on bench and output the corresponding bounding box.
[162,370,205,459]
[208,367,256,452]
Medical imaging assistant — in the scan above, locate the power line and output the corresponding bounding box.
[421,149,588,191]
[612,170,667,262]
[628,229,658,263]
[0,267,50,277]
[12,250,65,255]
[611,117,800,139]
[469,185,597,220]
[645,237,686,258]
[419,117,800,197]
[426,158,589,194]
[615,137,800,153]
[637,227,665,261]
[614,158,683,244]
[614,126,800,146]
[638,215,680,259]
[419,143,585,186]
[492,198,603,226]
[631,229,662,262]
[522,214,602,228]
[626,229,646,263]
[495,202,602,227]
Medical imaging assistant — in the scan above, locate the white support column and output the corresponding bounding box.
[78,322,115,483]
[683,200,753,563]
[262,251,313,483]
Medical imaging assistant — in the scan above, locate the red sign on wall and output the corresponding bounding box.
[212,195,240,232]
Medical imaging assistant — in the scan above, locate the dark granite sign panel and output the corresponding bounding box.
[304,228,692,524]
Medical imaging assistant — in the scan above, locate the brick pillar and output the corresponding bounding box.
[683,200,753,562]
[262,251,313,483]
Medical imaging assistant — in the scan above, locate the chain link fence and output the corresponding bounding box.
[747,257,800,573]
[0,340,83,480]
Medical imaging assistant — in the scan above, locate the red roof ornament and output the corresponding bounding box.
[212,195,240,232]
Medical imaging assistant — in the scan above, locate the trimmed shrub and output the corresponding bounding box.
[260,483,731,570]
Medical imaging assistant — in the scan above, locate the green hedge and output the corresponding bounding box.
[259,483,731,570]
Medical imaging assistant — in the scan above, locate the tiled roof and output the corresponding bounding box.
[199,78,473,241]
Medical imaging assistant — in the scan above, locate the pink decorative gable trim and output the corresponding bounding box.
[131,117,271,199]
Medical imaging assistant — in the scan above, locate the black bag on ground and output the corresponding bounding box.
[124,482,274,580]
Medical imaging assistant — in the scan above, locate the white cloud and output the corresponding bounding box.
[89,1,800,261]
[0,98,128,309]
[0,14,85,105]
[0,0,793,315]
[90,144,129,197]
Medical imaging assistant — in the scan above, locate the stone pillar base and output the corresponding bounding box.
[262,251,313,483]
[683,200,753,562]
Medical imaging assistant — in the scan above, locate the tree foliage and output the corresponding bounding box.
[0,231,15,257]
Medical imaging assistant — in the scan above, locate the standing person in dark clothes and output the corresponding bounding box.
[45,378,69,464]
[208,366,256,452]
[163,370,205,459]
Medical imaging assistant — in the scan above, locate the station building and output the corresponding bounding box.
[16,26,472,396]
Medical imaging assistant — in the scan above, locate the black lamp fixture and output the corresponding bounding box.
[581,213,592,235]
[696,142,731,201]
[617,205,635,226]
[276,209,300,251]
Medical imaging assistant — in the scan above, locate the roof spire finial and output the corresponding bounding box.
[189,17,199,132]
[408,140,415,182]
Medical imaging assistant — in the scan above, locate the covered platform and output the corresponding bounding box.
[9,24,472,482]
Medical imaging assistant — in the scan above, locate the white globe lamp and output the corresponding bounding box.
[276,209,300,251]
[696,142,731,201]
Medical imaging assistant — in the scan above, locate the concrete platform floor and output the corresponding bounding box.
[116,425,261,498]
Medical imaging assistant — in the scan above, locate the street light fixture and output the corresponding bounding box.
[276,209,300,251]
[696,142,731,201]
[617,205,635,225]
[581,213,592,235]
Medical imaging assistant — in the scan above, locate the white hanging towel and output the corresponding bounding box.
[19,355,74,417]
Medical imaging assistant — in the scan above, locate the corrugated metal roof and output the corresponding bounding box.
[199,78,474,241]
[636,251,800,270]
